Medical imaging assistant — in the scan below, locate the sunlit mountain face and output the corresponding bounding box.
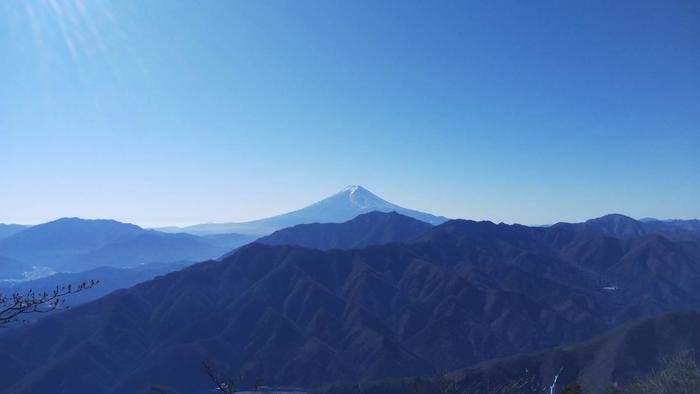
[157,185,448,235]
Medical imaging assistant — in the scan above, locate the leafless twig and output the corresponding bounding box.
[0,279,98,327]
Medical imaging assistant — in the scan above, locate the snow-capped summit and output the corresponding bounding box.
[320,185,395,211]
[160,185,448,235]
[342,185,361,194]
[304,185,399,215]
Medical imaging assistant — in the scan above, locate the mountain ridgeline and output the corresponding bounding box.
[1,212,700,393]
[552,213,700,241]
[0,186,446,279]
[158,185,448,235]
[256,211,434,250]
[0,218,255,277]
[0,224,31,241]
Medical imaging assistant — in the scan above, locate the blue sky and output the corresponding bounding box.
[1,0,698,226]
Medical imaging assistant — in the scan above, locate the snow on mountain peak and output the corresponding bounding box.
[157,185,448,235]
[342,185,362,194]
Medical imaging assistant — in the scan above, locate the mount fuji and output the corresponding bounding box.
[159,185,448,235]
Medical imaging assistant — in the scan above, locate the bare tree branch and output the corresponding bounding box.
[0,279,99,327]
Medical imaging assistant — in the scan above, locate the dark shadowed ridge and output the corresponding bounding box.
[2,216,700,393]
[325,310,700,394]
[454,310,700,394]
[256,211,433,250]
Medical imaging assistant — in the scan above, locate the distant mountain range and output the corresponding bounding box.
[0,218,255,278]
[552,213,700,241]
[3,213,700,393]
[0,218,146,264]
[0,224,30,241]
[1,212,432,319]
[157,185,448,235]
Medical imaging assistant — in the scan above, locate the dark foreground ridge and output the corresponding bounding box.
[325,310,700,393]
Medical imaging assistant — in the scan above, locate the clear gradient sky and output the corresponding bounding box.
[1,0,699,227]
